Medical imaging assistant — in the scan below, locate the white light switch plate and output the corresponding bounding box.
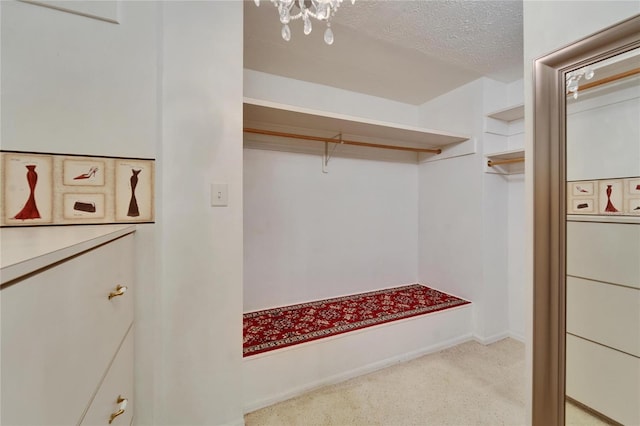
[211,183,228,207]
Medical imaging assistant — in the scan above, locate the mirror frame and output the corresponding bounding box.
[532,14,640,426]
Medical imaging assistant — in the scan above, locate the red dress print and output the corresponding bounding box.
[13,165,41,220]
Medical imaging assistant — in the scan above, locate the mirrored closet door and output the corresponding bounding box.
[532,14,640,426]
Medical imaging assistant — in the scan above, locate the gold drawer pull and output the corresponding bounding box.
[108,285,127,300]
[109,395,128,424]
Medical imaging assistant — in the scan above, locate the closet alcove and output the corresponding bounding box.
[241,76,526,412]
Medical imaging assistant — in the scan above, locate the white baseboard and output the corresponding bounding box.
[476,331,525,344]
[473,331,511,345]
[508,331,525,343]
[244,332,473,414]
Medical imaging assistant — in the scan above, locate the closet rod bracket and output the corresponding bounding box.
[322,133,344,174]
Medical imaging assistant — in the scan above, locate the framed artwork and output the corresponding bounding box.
[2,153,54,225]
[63,159,105,186]
[63,193,106,219]
[598,179,624,215]
[1,151,155,227]
[115,159,154,222]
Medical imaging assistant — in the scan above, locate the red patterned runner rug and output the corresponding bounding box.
[243,284,470,357]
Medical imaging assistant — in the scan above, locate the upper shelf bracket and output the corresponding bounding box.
[323,133,343,174]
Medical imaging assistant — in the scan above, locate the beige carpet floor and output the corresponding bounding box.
[245,338,526,426]
[245,338,611,425]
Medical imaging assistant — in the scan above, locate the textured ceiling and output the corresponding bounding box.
[244,0,523,105]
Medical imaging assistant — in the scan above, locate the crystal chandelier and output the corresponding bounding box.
[566,66,595,99]
[254,0,355,45]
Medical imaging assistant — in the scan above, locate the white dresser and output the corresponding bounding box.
[566,221,640,425]
[0,225,136,425]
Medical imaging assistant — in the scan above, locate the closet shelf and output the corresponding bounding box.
[486,104,524,122]
[485,149,525,175]
[243,98,470,154]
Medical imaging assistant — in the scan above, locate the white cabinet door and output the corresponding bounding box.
[1,235,134,425]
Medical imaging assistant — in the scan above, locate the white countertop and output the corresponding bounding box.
[0,224,136,285]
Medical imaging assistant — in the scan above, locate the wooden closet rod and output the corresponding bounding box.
[487,157,525,167]
[243,128,442,154]
[572,67,640,95]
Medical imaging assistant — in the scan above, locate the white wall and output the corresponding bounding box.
[507,173,525,340]
[1,1,245,425]
[417,77,522,343]
[243,72,427,311]
[567,82,640,181]
[0,1,157,158]
[505,79,526,341]
[243,148,418,311]
[159,2,244,425]
[245,70,420,127]
[417,151,483,300]
[481,79,517,342]
[417,79,486,334]
[523,1,640,423]
[482,168,510,340]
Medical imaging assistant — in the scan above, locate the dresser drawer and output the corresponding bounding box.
[81,326,134,426]
[1,233,134,426]
[567,221,640,289]
[566,334,640,426]
[567,276,640,357]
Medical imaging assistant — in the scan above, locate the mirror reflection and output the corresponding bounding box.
[564,47,640,425]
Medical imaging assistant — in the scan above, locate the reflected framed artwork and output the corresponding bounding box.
[598,179,624,215]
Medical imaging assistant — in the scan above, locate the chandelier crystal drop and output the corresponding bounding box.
[254,0,355,45]
[566,66,595,100]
